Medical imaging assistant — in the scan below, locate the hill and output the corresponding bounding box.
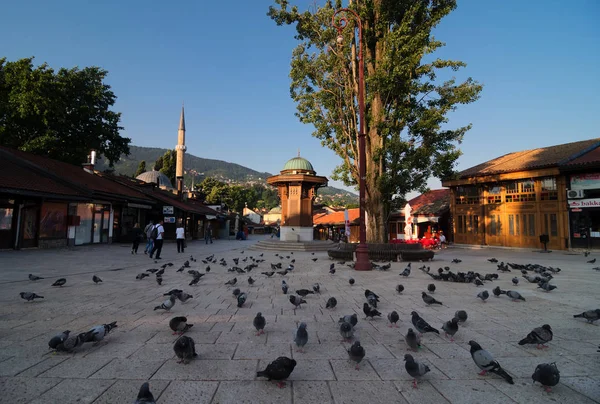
[98,145,358,204]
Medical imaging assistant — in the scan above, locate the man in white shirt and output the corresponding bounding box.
[176,224,185,253]
[149,220,165,259]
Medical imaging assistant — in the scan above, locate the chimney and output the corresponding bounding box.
[82,150,96,174]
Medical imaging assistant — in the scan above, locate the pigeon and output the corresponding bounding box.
[177,266,185,273]
[455,310,468,323]
[339,314,358,328]
[442,317,459,341]
[82,321,118,345]
[312,258,318,262]
[537,282,557,292]
[474,278,484,286]
[396,284,404,294]
[400,264,411,277]
[253,312,266,335]
[55,332,86,352]
[506,290,526,302]
[339,321,354,341]
[488,258,498,263]
[573,309,600,323]
[276,270,288,276]
[248,277,255,286]
[512,277,519,285]
[294,322,308,352]
[363,303,382,319]
[427,284,436,293]
[312,283,320,294]
[205,266,211,272]
[189,275,202,286]
[289,295,306,308]
[154,295,176,311]
[262,271,275,277]
[296,289,314,297]
[29,274,43,281]
[175,291,193,303]
[532,362,560,392]
[364,289,380,304]
[237,292,247,308]
[232,288,241,297]
[492,286,506,297]
[404,354,431,388]
[349,278,355,286]
[468,340,514,384]
[587,258,596,264]
[92,275,102,284]
[405,328,421,351]
[48,330,70,350]
[136,273,149,280]
[281,281,288,294]
[477,290,489,302]
[452,258,462,263]
[256,356,297,388]
[173,335,197,364]
[518,324,553,349]
[156,268,165,276]
[169,316,193,335]
[347,341,365,370]
[411,311,440,335]
[19,292,44,301]
[156,275,163,286]
[146,268,159,273]
[225,278,237,286]
[134,382,156,404]
[326,297,337,309]
[52,278,66,287]
[183,260,190,268]
[585,251,590,257]
[387,311,400,328]
[329,267,336,275]
[422,292,442,306]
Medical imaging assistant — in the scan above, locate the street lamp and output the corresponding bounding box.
[332,8,370,271]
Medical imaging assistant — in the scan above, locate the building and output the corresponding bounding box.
[242,205,262,225]
[388,189,451,241]
[313,208,360,242]
[442,138,600,250]
[263,206,281,226]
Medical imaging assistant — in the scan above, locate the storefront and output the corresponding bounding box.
[567,173,600,249]
[72,203,111,245]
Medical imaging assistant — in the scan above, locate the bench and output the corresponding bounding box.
[327,242,434,262]
[399,249,435,261]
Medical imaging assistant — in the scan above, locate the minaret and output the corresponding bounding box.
[175,105,186,195]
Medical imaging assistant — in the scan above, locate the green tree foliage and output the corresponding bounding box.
[199,177,279,213]
[135,160,146,177]
[0,57,130,166]
[268,0,482,241]
[159,149,176,185]
[153,156,164,171]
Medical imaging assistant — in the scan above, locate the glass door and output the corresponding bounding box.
[93,212,102,243]
[21,206,39,248]
[102,210,110,243]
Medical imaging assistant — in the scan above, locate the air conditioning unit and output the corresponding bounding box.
[567,189,585,199]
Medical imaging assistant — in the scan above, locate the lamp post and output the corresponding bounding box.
[332,8,370,271]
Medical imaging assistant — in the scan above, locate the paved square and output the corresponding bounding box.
[0,236,599,403]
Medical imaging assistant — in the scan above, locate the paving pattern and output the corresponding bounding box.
[0,236,599,403]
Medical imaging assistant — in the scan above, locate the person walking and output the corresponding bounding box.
[143,220,154,254]
[149,220,165,260]
[205,223,213,244]
[176,224,185,253]
[131,223,142,254]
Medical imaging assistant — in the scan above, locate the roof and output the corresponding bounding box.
[136,170,174,189]
[283,156,314,173]
[313,208,360,226]
[407,189,451,216]
[459,139,600,178]
[563,146,600,168]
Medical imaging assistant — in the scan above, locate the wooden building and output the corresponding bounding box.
[442,138,600,250]
[388,189,451,241]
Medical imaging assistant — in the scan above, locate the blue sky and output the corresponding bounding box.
[2,0,599,198]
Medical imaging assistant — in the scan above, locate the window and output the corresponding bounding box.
[468,215,473,233]
[486,186,502,204]
[40,203,67,239]
[550,214,558,237]
[0,208,13,230]
[522,214,529,236]
[473,215,479,234]
[508,214,515,236]
[540,177,558,201]
[529,214,535,236]
[457,215,463,234]
[490,215,497,236]
[544,214,549,235]
[505,180,536,202]
[455,186,481,205]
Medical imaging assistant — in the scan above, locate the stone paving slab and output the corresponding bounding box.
[0,376,62,404]
[93,379,171,404]
[29,378,115,404]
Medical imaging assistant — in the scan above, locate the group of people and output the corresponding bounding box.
[128,220,214,259]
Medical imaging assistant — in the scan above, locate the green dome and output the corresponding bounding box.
[283,157,314,172]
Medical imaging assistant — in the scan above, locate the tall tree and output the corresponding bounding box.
[268,0,482,242]
[0,57,129,166]
[153,156,164,171]
[159,149,177,185]
[135,160,146,177]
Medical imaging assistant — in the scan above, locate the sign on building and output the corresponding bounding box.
[568,198,600,208]
[570,173,600,190]
[162,206,174,214]
[164,216,176,223]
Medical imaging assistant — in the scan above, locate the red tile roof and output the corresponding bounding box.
[563,146,600,167]
[407,189,451,216]
[313,208,359,226]
[459,139,600,178]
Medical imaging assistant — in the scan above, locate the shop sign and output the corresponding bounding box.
[570,173,600,190]
[568,198,600,208]
[164,216,176,223]
[162,206,174,214]
[571,208,582,212]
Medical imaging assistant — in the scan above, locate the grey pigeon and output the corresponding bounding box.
[256,356,297,388]
[411,311,440,335]
[455,310,468,323]
[136,273,149,280]
[248,276,255,285]
[56,332,86,352]
[225,277,237,286]
[518,324,553,349]
[20,292,44,301]
[573,309,600,323]
[511,277,519,285]
[232,288,241,297]
[294,322,308,352]
[468,340,514,384]
[175,291,193,303]
[537,282,557,292]
[442,317,459,341]
[339,321,354,341]
[155,275,162,285]
[134,382,156,404]
[169,316,193,335]
[326,297,337,309]
[82,321,117,345]
[492,286,506,297]
[427,284,436,293]
[237,292,247,308]
[396,284,404,293]
[51,278,66,287]
[289,295,306,308]
[253,312,266,335]
[506,290,526,302]
[400,263,411,277]
[422,292,442,305]
[173,335,197,364]
[347,341,365,369]
[92,275,102,284]
[296,289,314,297]
[404,354,430,388]
[477,290,489,302]
[405,328,421,351]
[363,303,382,319]
[312,283,320,293]
[29,274,43,281]
[338,314,358,327]
[154,295,176,311]
[532,362,560,392]
[48,330,70,350]
[387,311,400,328]
[281,280,288,294]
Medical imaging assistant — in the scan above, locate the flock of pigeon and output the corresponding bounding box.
[20,248,600,402]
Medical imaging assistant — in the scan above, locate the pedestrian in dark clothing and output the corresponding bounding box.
[149,220,165,259]
[131,223,142,254]
[205,224,213,244]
